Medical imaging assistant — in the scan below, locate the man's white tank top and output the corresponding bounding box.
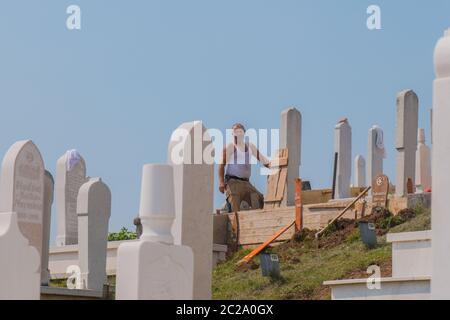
[226,144,252,179]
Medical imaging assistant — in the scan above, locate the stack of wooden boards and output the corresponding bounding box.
[264,148,289,209]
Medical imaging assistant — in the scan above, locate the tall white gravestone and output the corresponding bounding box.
[415,129,432,192]
[354,155,366,187]
[334,119,352,199]
[77,177,111,292]
[56,150,87,246]
[0,140,45,256]
[0,212,41,299]
[368,125,385,185]
[280,107,302,206]
[167,121,214,300]
[395,90,419,196]
[41,170,54,285]
[116,164,194,300]
[431,28,450,299]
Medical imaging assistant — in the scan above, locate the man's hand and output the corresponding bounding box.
[219,181,226,194]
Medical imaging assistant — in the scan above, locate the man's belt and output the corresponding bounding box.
[225,175,249,182]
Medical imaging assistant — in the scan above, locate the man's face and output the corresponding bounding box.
[232,126,245,141]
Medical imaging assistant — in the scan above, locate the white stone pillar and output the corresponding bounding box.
[56,150,87,246]
[0,212,40,299]
[368,125,385,186]
[354,155,366,187]
[334,119,352,199]
[415,129,432,192]
[77,177,111,292]
[41,170,54,285]
[395,90,419,197]
[167,121,214,299]
[431,28,450,299]
[280,107,302,206]
[116,164,194,300]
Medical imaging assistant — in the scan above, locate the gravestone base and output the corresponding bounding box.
[116,241,193,300]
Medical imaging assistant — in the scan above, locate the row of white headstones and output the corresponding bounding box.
[0,140,113,299]
[334,90,432,199]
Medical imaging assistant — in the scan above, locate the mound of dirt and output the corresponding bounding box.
[287,207,418,251]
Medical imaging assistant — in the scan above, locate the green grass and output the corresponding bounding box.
[212,206,431,300]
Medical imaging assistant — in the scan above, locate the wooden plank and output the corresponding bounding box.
[238,224,297,236]
[236,212,294,221]
[315,186,371,238]
[276,158,288,167]
[239,218,296,230]
[264,148,289,209]
[265,169,279,199]
[239,234,294,246]
[275,167,288,202]
[233,212,295,223]
[237,220,295,265]
[295,178,303,232]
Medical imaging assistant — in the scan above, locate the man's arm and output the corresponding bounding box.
[218,144,232,193]
[249,143,270,168]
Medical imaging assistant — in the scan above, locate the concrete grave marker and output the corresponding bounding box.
[77,177,111,292]
[368,125,385,186]
[0,140,45,256]
[280,107,302,206]
[41,170,54,285]
[0,212,41,299]
[354,155,366,187]
[415,129,432,192]
[395,90,419,197]
[334,118,352,199]
[168,121,214,299]
[56,150,87,246]
[116,164,194,300]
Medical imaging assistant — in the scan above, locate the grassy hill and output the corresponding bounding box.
[212,205,430,300]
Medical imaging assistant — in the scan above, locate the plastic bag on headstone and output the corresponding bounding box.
[65,149,82,171]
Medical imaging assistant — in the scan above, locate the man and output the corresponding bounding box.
[218,123,270,212]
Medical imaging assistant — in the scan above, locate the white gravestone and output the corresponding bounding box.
[56,150,87,246]
[0,140,45,257]
[395,90,419,196]
[77,177,111,292]
[354,155,366,187]
[431,28,450,299]
[368,125,385,186]
[167,121,214,300]
[334,119,352,199]
[41,170,54,285]
[0,212,41,299]
[280,107,302,206]
[415,129,432,192]
[116,164,194,300]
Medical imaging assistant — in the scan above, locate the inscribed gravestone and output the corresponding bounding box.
[372,174,389,209]
[0,140,45,256]
[56,150,87,246]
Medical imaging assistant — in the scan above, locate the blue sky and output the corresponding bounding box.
[0,1,448,244]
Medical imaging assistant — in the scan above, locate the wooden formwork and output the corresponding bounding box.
[216,199,357,248]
